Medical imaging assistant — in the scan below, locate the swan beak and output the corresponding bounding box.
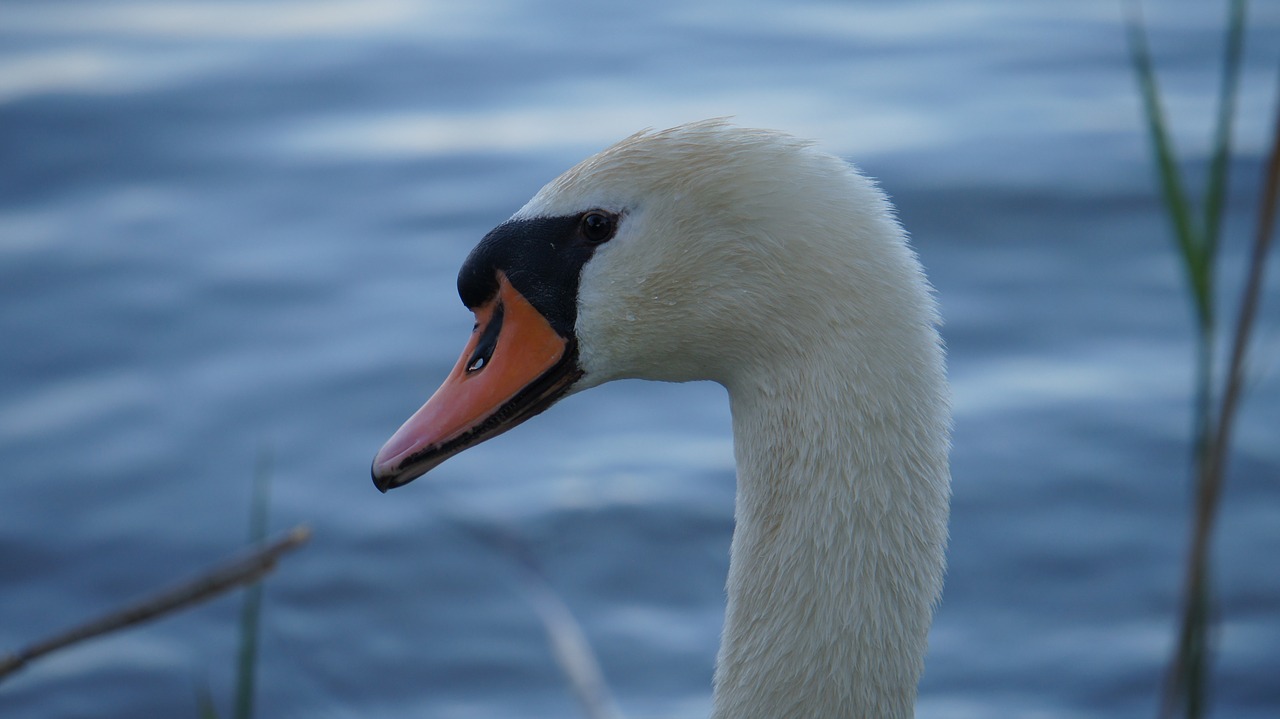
[371,273,581,492]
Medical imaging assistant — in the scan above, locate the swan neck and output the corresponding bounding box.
[711,353,949,719]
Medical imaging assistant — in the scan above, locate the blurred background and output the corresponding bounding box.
[2,0,1278,717]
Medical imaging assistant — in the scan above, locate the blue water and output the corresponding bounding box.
[3,1,1279,717]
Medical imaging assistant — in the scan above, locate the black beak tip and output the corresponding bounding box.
[371,463,393,494]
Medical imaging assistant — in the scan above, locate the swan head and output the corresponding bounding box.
[372,120,931,491]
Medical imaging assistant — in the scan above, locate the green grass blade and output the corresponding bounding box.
[233,449,273,719]
[1124,0,1212,327]
[248,448,272,550]
[1202,0,1248,260]
[196,679,221,719]
[233,583,263,719]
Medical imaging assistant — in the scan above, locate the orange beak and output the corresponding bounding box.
[371,272,581,491]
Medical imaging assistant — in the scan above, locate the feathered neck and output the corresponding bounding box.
[710,299,950,719]
[524,120,953,717]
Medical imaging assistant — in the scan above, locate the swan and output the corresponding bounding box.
[371,120,951,718]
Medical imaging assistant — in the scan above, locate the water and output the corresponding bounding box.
[3,1,1279,717]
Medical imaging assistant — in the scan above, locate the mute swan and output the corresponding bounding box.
[372,120,951,719]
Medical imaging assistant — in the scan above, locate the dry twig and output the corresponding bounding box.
[0,526,311,682]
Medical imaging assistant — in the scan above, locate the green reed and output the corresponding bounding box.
[199,449,273,719]
[1125,1,1279,716]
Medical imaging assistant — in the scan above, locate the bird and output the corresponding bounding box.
[371,119,951,719]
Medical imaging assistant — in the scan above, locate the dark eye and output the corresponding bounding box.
[580,211,617,245]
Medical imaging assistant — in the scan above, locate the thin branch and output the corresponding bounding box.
[0,526,311,683]
[1159,68,1280,719]
[449,519,624,719]
[1186,71,1280,605]
[1205,61,1280,530]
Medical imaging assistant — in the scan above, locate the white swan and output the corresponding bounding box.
[372,120,951,718]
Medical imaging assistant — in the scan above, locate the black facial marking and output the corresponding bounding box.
[456,211,619,337]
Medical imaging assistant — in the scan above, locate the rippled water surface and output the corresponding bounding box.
[3,1,1279,717]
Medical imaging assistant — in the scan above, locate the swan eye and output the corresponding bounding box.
[580,211,617,244]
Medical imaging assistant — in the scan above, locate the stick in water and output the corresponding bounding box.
[0,526,311,682]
